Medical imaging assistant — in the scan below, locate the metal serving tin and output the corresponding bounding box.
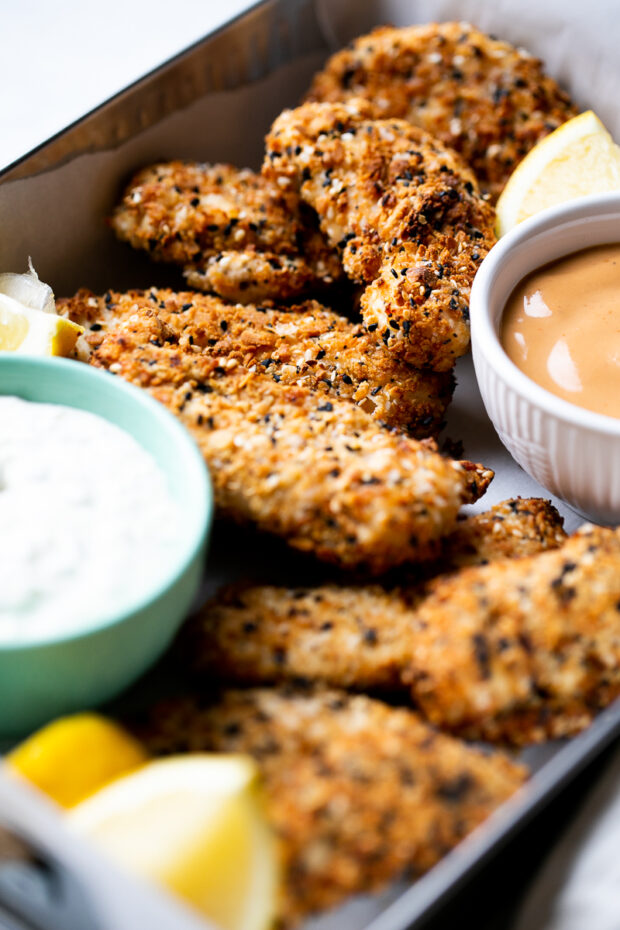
[1,1,620,928]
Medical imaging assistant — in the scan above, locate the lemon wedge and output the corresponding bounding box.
[0,293,83,355]
[68,754,279,930]
[496,111,620,236]
[7,713,149,808]
[0,262,83,355]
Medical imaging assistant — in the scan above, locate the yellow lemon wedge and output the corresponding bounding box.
[7,713,149,808]
[496,111,620,236]
[68,754,279,930]
[0,293,83,355]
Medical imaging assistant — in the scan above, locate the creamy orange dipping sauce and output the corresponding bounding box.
[501,243,620,418]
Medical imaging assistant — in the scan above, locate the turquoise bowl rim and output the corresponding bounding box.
[0,354,213,650]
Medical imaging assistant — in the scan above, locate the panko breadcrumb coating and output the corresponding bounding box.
[183,499,566,691]
[406,524,620,744]
[135,686,527,926]
[186,583,422,690]
[306,22,577,201]
[60,288,454,438]
[89,309,491,572]
[110,161,342,302]
[442,496,566,569]
[263,100,496,370]
[187,526,620,745]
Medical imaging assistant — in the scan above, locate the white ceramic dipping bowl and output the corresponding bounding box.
[471,192,620,525]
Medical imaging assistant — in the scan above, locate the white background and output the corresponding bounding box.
[0,0,256,171]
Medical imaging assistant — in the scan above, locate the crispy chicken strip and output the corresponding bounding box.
[442,496,566,569]
[59,288,454,437]
[306,23,577,201]
[110,161,342,302]
[136,686,527,925]
[187,524,620,744]
[183,499,566,690]
[263,99,496,371]
[90,309,491,572]
[406,524,620,744]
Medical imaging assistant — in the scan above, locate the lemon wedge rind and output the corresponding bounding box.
[7,712,149,808]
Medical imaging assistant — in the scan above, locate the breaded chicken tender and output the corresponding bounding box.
[263,100,496,370]
[110,160,342,302]
[183,499,566,690]
[90,309,491,572]
[187,526,620,745]
[60,288,454,437]
[306,23,577,201]
[136,686,527,925]
[406,524,620,744]
[442,496,566,569]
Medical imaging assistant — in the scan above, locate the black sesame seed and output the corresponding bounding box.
[472,633,490,678]
[436,774,473,802]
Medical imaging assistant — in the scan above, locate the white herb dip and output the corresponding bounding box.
[0,396,181,642]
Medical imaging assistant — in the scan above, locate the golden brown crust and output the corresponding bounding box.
[407,525,620,743]
[110,161,342,302]
[183,499,566,691]
[306,23,577,201]
[59,288,454,438]
[442,497,566,569]
[135,686,527,925]
[186,584,420,690]
[263,100,496,370]
[86,309,491,572]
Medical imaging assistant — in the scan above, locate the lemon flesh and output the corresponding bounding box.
[7,713,149,808]
[0,294,84,356]
[496,111,620,236]
[69,754,279,930]
[0,293,83,356]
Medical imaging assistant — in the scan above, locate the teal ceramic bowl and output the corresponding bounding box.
[0,356,212,736]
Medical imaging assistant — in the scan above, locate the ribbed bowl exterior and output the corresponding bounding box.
[471,192,620,526]
[473,342,620,523]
